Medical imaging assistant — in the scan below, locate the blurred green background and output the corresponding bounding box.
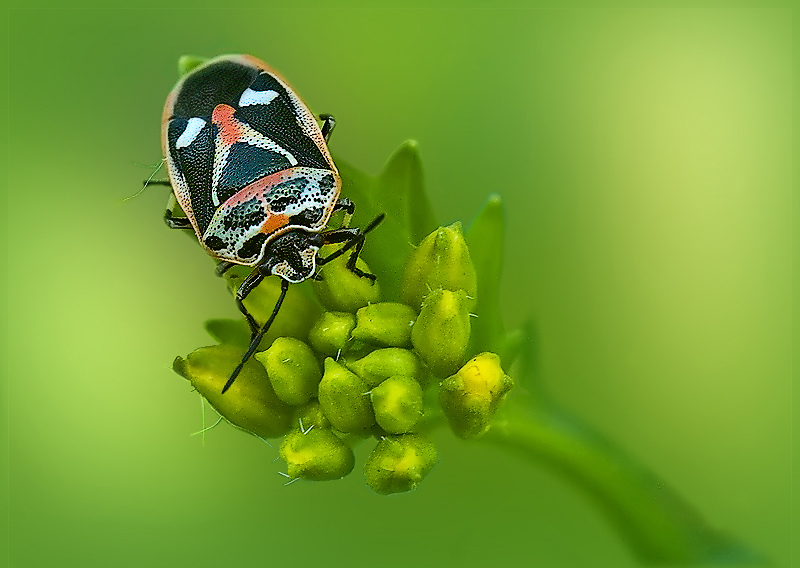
[6,6,791,567]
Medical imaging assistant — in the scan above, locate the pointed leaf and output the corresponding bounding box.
[497,327,526,370]
[377,140,438,244]
[334,148,423,301]
[204,318,250,348]
[465,193,506,355]
[513,318,547,400]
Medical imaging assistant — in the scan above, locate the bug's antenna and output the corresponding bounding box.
[123,159,165,202]
[221,278,290,394]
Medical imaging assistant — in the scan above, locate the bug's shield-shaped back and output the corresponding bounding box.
[202,166,340,264]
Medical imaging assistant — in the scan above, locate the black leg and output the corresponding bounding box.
[163,192,193,229]
[331,197,355,216]
[319,227,360,247]
[215,261,236,277]
[164,209,193,230]
[234,269,265,336]
[223,279,290,394]
[344,235,373,281]
[320,114,336,143]
[146,179,173,187]
[316,214,385,282]
[317,213,385,266]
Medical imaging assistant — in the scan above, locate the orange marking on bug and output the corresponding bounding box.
[260,213,290,235]
[212,104,243,146]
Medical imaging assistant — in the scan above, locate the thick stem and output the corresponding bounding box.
[483,395,763,564]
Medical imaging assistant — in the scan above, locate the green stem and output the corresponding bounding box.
[483,395,764,564]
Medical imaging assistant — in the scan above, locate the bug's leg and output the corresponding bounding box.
[223,279,290,394]
[316,227,373,280]
[163,192,193,229]
[331,197,355,216]
[317,214,385,264]
[318,227,359,247]
[215,261,236,277]
[319,114,336,143]
[344,236,373,281]
[164,210,193,229]
[316,229,372,280]
[330,197,355,228]
[146,180,172,187]
[234,269,265,336]
[316,214,385,282]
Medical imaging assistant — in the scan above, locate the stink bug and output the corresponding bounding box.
[158,54,382,393]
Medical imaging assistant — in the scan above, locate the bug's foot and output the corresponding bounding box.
[347,265,377,284]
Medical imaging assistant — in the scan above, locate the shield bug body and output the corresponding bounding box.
[160,54,381,392]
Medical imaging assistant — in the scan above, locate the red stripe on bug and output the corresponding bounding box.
[260,213,290,235]
[219,172,292,236]
[212,104,243,146]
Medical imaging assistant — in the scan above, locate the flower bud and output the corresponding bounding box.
[295,400,330,431]
[280,428,355,481]
[307,311,356,358]
[332,427,372,448]
[173,344,293,439]
[401,222,477,309]
[438,352,514,439]
[178,55,208,76]
[364,434,437,495]
[226,273,321,347]
[312,245,381,312]
[347,348,423,389]
[411,289,471,378]
[371,376,424,434]
[254,337,321,406]
[352,302,417,347]
[318,358,375,433]
[339,340,376,367]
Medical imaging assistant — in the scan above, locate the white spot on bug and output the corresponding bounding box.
[176,117,207,149]
[239,88,279,107]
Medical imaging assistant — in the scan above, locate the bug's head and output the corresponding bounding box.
[263,230,320,283]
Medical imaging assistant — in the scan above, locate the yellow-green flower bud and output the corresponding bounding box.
[254,337,321,406]
[340,340,376,367]
[438,352,514,439]
[364,434,437,495]
[401,222,477,310]
[332,427,372,448]
[280,428,355,481]
[371,376,424,434]
[347,348,423,389]
[352,302,417,347]
[177,55,208,76]
[173,345,293,439]
[308,311,356,358]
[318,358,375,433]
[227,274,321,347]
[295,400,330,431]
[312,245,381,312]
[411,289,471,378]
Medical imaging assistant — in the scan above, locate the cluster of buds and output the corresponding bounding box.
[173,222,513,494]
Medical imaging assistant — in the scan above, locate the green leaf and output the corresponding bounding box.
[334,141,438,301]
[511,318,548,401]
[465,194,506,357]
[488,320,763,564]
[376,140,438,245]
[204,318,250,348]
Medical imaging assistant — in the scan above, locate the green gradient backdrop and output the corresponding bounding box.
[6,7,791,567]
